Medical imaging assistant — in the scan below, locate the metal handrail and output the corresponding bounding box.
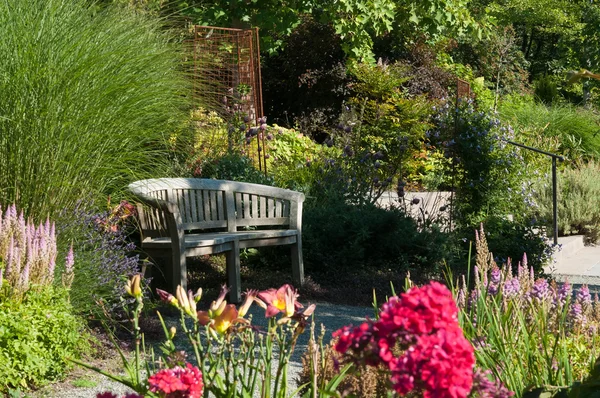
[502,139,564,245]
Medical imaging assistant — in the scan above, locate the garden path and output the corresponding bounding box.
[546,235,600,293]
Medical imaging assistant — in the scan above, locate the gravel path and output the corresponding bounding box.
[30,302,372,398]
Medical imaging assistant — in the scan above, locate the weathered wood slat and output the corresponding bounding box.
[282,200,290,218]
[267,197,275,218]
[235,217,289,227]
[259,195,266,219]
[235,193,243,219]
[202,190,210,221]
[189,190,198,223]
[216,191,224,221]
[251,194,258,219]
[210,190,218,221]
[243,193,251,219]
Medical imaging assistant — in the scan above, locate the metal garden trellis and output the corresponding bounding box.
[188,25,268,173]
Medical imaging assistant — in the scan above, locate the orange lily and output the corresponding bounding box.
[196,285,249,335]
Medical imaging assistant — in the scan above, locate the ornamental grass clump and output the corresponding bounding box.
[0,0,188,220]
[0,203,74,299]
[456,224,600,395]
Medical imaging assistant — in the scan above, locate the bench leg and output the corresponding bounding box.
[171,245,187,293]
[226,240,241,304]
[291,235,304,287]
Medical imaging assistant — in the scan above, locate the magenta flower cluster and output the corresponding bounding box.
[334,282,476,398]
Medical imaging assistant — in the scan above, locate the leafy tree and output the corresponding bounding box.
[125,0,483,61]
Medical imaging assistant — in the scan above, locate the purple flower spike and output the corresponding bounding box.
[530,279,550,302]
[576,285,591,307]
[488,267,501,296]
[503,278,520,299]
[555,281,572,308]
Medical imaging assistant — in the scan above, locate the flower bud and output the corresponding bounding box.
[193,288,203,303]
[169,326,177,339]
[156,288,179,307]
[125,274,143,299]
[176,285,191,313]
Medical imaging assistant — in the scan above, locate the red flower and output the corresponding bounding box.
[333,282,475,398]
[148,363,203,398]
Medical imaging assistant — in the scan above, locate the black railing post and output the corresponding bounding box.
[502,139,563,245]
[552,157,558,245]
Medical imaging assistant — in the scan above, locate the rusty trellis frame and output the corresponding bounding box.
[188,26,267,173]
[448,79,472,232]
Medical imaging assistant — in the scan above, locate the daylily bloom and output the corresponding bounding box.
[213,304,239,334]
[197,303,247,335]
[257,284,303,318]
[196,285,251,335]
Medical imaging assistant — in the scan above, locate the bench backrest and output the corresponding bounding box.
[129,178,304,238]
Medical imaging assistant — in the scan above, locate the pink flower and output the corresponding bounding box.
[148,363,203,398]
[257,284,302,318]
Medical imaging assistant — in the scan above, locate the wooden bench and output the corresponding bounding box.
[128,178,305,303]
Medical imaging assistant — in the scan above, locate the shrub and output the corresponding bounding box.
[0,203,88,391]
[534,75,560,105]
[427,100,527,227]
[302,202,448,277]
[535,161,600,243]
[264,126,338,192]
[198,153,274,185]
[261,16,349,136]
[0,0,188,220]
[0,287,89,392]
[57,200,143,316]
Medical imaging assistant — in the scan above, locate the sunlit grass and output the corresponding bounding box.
[0,0,190,219]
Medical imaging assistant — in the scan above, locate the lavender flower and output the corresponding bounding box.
[576,285,592,308]
[530,279,550,302]
[570,303,585,329]
[488,267,501,296]
[502,278,520,299]
[553,281,572,309]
